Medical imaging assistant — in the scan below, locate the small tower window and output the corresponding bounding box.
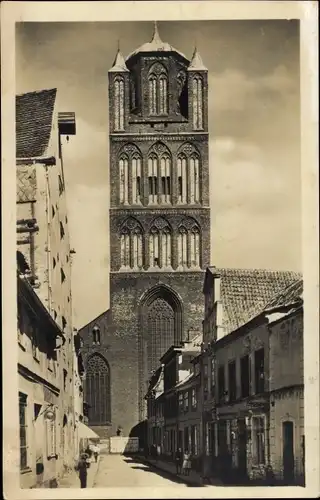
[92,325,101,345]
[148,154,158,204]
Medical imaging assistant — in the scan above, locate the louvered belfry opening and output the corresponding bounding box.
[85,353,111,425]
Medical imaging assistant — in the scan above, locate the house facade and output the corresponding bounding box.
[145,335,202,461]
[79,22,211,438]
[266,279,304,485]
[200,266,301,484]
[16,89,81,487]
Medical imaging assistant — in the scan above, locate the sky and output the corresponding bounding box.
[15,20,301,328]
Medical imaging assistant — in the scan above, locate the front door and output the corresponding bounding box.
[283,421,295,484]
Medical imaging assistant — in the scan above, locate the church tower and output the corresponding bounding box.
[80,23,211,437]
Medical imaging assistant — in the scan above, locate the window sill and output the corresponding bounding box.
[20,467,32,475]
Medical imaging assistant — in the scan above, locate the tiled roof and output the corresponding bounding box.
[16,165,36,202]
[211,267,302,334]
[16,88,57,158]
[264,278,303,312]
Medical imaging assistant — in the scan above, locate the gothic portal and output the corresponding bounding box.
[80,22,211,437]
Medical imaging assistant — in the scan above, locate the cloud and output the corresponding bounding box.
[66,184,110,327]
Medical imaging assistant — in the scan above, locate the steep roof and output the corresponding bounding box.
[188,47,207,71]
[209,267,302,334]
[109,49,129,73]
[264,277,303,312]
[16,88,57,159]
[126,22,188,62]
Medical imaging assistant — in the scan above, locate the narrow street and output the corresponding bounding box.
[93,455,189,488]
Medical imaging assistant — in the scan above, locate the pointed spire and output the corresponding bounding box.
[151,20,162,43]
[109,43,129,72]
[188,45,207,71]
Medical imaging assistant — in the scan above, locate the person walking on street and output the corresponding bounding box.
[175,447,183,475]
[93,444,100,463]
[75,453,90,488]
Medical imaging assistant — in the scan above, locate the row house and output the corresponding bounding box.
[145,334,202,460]
[266,279,304,485]
[16,88,84,487]
[201,267,302,484]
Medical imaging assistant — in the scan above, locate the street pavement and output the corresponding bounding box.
[93,455,190,488]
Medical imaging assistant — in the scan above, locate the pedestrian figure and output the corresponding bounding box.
[175,447,183,475]
[75,453,90,488]
[182,450,192,476]
[93,444,100,463]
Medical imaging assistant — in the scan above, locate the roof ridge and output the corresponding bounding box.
[16,88,57,98]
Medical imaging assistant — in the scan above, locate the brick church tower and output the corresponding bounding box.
[79,23,211,438]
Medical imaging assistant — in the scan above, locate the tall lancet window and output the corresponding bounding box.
[160,154,171,204]
[162,228,171,268]
[190,154,200,204]
[149,75,157,115]
[120,218,143,270]
[190,226,200,268]
[132,154,142,204]
[149,228,160,267]
[177,227,188,268]
[177,154,187,204]
[114,77,125,131]
[148,154,158,204]
[148,63,168,116]
[119,155,129,204]
[149,218,172,269]
[192,76,203,130]
[159,74,168,115]
[120,228,130,268]
[132,228,143,269]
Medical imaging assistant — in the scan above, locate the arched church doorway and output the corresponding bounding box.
[85,353,111,426]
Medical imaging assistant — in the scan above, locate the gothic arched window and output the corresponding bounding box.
[177,218,201,269]
[85,354,111,425]
[177,154,187,204]
[190,226,200,268]
[148,153,158,204]
[177,144,201,204]
[114,77,125,131]
[147,298,175,375]
[192,76,203,130]
[120,227,130,268]
[132,154,142,204]
[120,218,144,270]
[148,142,171,205]
[177,227,188,267]
[119,155,129,204]
[132,227,143,269]
[148,63,168,116]
[160,154,171,204]
[149,218,172,269]
[190,154,200,204]
[118,144,142,205]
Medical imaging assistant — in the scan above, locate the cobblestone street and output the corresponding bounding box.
[93,455,190,488]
